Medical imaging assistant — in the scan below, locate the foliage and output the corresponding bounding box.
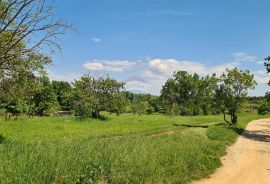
[0,0,70,74]
[30,77,59,116]
[219,68,257,124]
[52,81,72,110]
[258,103,270,115]
[0,0,67,117]
[70,75,125,119]
[160,71,218,116]
[108,92,128,116]
[0,61,59,117]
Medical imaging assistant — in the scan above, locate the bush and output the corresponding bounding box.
[258,103,270,115]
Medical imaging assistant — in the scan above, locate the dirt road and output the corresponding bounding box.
[193,119,270,184]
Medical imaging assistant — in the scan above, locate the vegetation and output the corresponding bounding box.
[217,68,256,124]
[0,0,269,183]
[160,71,218,116]
[52,81,72,111]
[0,113,267,184]
[70,75,125,119]
[256,56,270,115]
[0,0,69,117]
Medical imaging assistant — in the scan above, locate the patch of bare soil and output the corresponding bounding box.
[193,119,270,184]
[150,130,176,137]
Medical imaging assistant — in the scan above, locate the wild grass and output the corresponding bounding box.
[0,113,267,184]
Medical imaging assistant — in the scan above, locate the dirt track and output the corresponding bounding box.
[193,119,270,184]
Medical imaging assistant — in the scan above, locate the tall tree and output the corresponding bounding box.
[219,68,257,124]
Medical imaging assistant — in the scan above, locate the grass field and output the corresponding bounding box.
[0,113,267,184]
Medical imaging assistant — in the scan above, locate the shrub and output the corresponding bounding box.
[258,103,270,115]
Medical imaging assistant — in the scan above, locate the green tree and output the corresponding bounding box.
[108,92,128,116]
[31,77,59,116]
[0,70,59,117]
[71,75,125,119]
[219,68,257,124]
[160,71,218,116]
[52,81,72,110]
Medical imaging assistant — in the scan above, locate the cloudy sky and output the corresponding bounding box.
[49,0,270,96]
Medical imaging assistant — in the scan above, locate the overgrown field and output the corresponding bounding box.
[0,113,267,184]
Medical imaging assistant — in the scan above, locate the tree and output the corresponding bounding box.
[0,0,70,75]
[0,0,70,118]
[0,67,59,117]
[160,71,218,116]
[52,81,72,110]
[108,92,128,116]
[30,76,59,116]
[71,75,125,119]
[219,68,257,124]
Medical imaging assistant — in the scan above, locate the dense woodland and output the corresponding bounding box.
[0,0,269,125]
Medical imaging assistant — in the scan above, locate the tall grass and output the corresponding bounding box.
[0,113,267,183]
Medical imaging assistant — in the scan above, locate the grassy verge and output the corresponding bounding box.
[0,113,268,184]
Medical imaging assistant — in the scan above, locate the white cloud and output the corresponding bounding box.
[232,52,257,62]
[48,71,81,82]
[256,60,265,65]
[83,60,137,72]
[92,38,101,43]
[255,70,266,75]
[253,70,269,84]
[232,52,266,66]
[254,75,270,84]
[143,58,238,80]
[140,58,239,94]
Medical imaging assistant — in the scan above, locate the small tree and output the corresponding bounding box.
[71,75,125,119]
[220,68,257,124]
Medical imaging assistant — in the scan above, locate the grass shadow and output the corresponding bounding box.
[174,122,225,129]
[0,134,5,144]
[180,124,209,128]
[229,126,244,135]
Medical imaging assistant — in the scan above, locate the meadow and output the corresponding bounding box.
[0,113,267,184]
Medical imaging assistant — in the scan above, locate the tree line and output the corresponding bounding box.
[0,66,257,124]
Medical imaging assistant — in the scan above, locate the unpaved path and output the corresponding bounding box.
[193,119,270,184]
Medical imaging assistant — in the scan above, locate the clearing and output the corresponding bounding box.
[0,113,268,183]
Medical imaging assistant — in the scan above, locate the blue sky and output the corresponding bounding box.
[48,0,270,96]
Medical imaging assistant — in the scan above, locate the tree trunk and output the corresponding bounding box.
[92,110,101,119]
[231,112,238,125]
[223,110,230,124]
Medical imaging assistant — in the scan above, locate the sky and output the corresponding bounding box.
[48,0,270,96]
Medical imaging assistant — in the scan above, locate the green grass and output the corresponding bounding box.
[0,113,268,184]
